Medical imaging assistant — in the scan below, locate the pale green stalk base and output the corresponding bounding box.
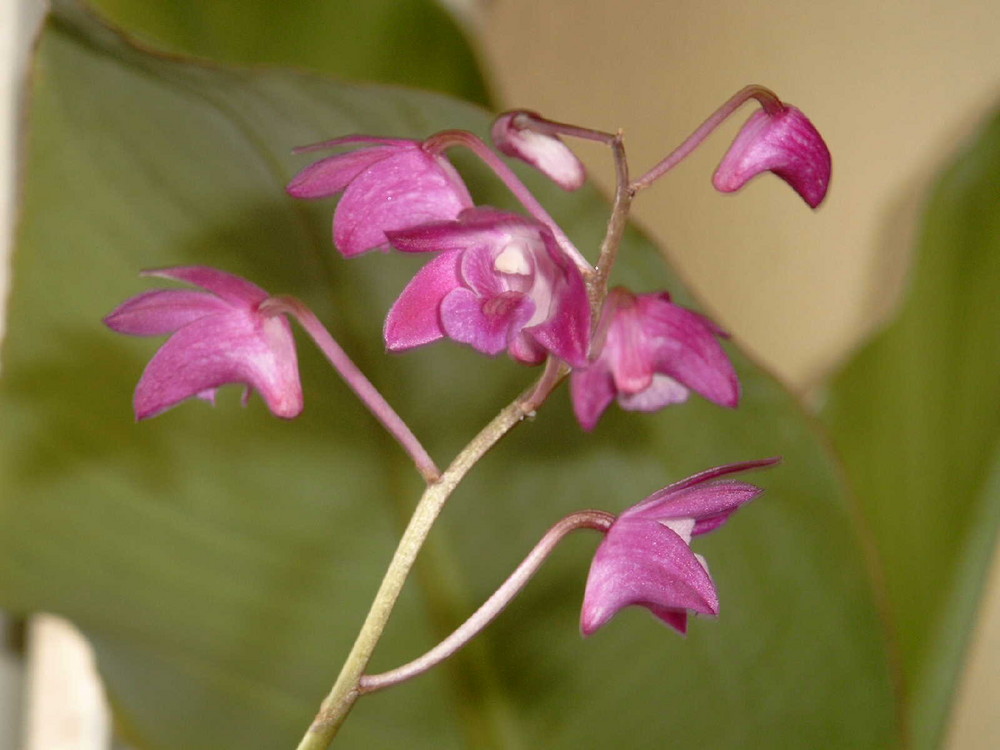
[295,366,562,750]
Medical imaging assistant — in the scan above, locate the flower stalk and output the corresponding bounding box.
[592,132,632,312]
[359,509,615,695]
[262,296,441,483]
[295,366,566,750]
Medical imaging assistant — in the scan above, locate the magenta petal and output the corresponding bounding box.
[388,207,542,257]
[659,457,782,495]
[458,244,509,298]
[526,241,590,367]
[638,295,740,408]
[387,216,509,255]
[334,150,473,257]
[605,304,656,394]
[581,518,719,636]
[286,147,396,198]
[143,266,269,307]
[491,111,587,191]
[628,482,764,534]
[713,106,832,208]
[528,282,590,367]
[570,364,617,432]
[134,311,302,420]
[104,289,229,336]
[440,288,534,356]
[384,249,462,351]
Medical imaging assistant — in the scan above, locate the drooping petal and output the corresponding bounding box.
[581,517,719,636]
[103,289,229,336]
[334,150,473,257]
[569,363,618,431]
[384,249,463,351]
[713,106,832,208]
[636,294,740,408]
[604,296,656,394]
[491,111,587,191]
[133,309,301,420]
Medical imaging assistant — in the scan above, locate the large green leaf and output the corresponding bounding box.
[1,1,896,747]
[88,0,490,105]
[823,108,1000,748]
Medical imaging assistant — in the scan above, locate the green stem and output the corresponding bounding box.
[591,132,632,313]
[295,364,564,750]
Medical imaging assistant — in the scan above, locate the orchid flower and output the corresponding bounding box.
[104,266,303,420]
[287,136,474,257]
[571,287,739,430]
[713,104,832,208]
[582,458,775,635]
[384,207,591,367]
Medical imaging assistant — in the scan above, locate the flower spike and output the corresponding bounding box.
[571,287,739,430]
[104,266,303,420]
[286,136,474,257]
[713,105,831,208]
[491,110,587,191]
[581,458,778,635]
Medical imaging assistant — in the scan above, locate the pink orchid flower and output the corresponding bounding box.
[581,458,776,636]
[104,266,302,420]
[571,288,739,431]
[286,136,474,257]
[713,105,832,208]
[384,207,591,367]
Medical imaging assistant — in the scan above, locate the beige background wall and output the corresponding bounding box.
[480,1,1000,747]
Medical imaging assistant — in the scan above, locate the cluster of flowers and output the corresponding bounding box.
[105,88,829,643]
[286,128,744,431]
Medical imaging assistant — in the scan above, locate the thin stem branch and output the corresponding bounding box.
[591,132,632,315]
[262,296,440,483]
[424,130,594,275]
[502,111,618,146]
[630,85,783,193]
[359,510,614,694]
[295,372,563,750]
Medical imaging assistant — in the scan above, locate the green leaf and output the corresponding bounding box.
[88,0,490,105]
[823,107,1000,748]
[1,1,896,747]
